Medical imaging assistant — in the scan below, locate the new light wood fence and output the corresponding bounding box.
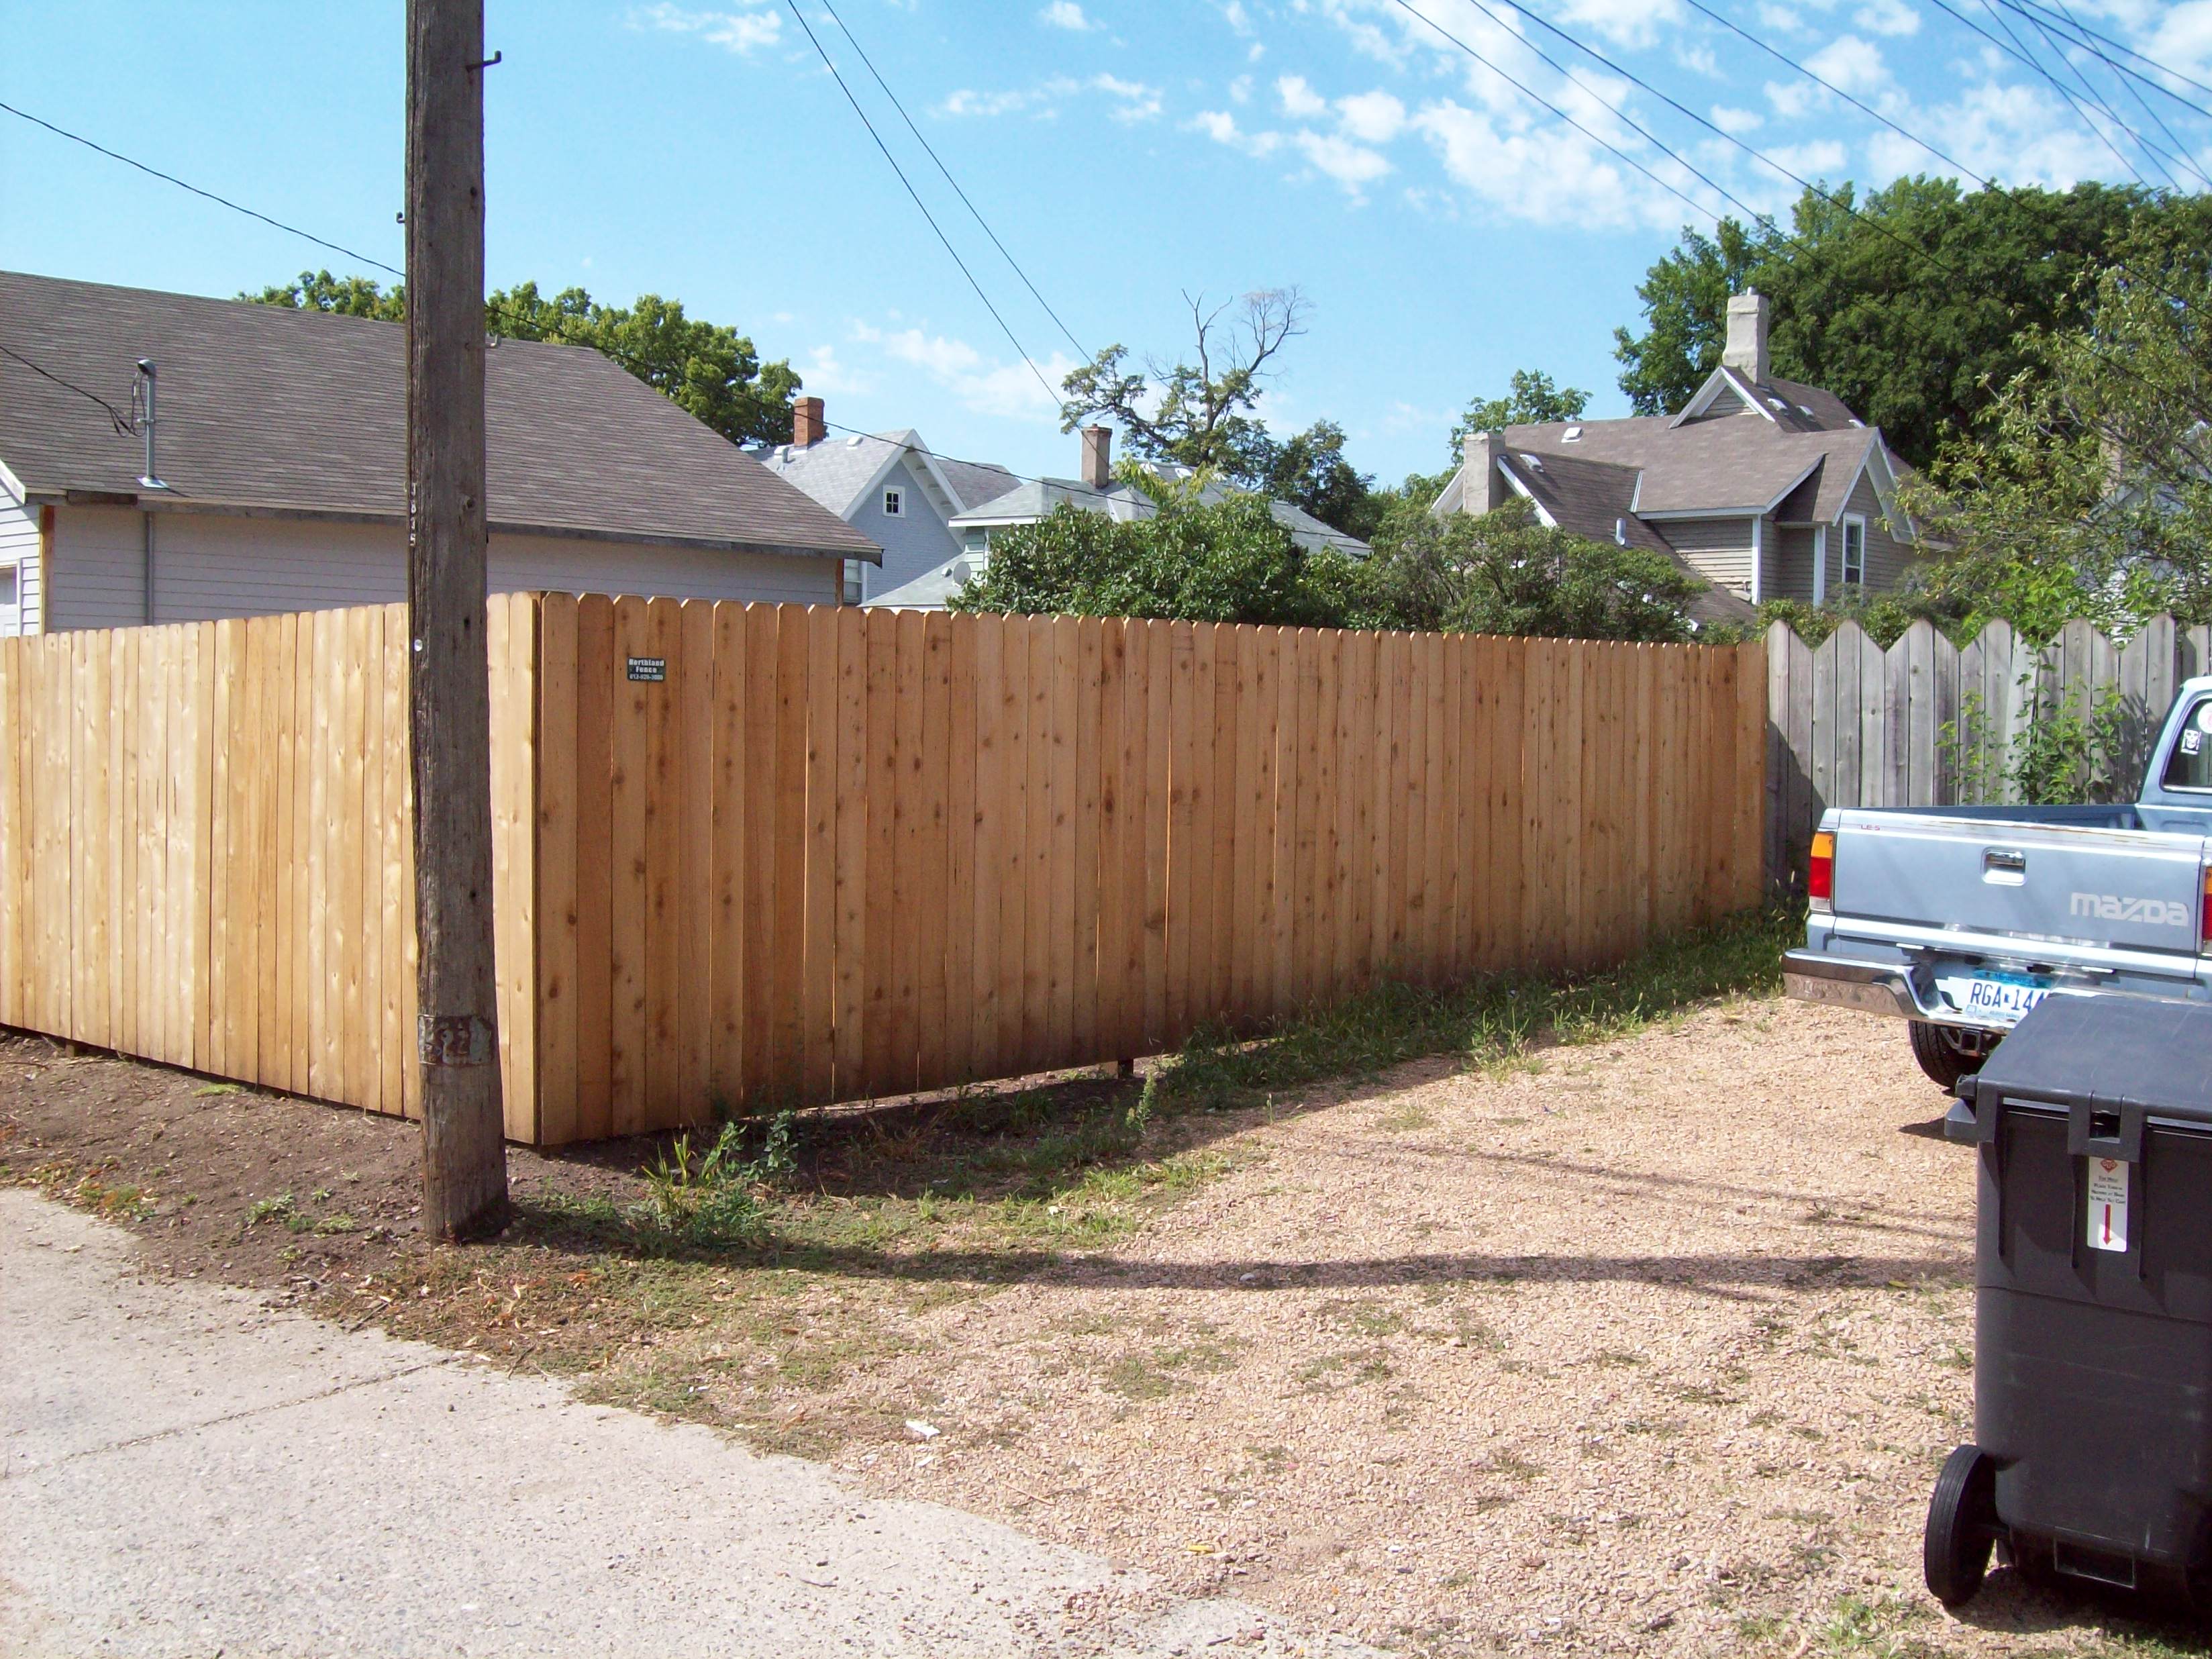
[0,595,1766,1144]
[1764,613,2212,893]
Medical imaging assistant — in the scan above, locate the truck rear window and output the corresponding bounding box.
[2162,699,2212,793]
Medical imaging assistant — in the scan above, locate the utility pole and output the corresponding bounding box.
[405,0,508,1240]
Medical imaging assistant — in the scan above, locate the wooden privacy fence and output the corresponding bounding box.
[1764,613,2212,891]
[0,595,1766,1144]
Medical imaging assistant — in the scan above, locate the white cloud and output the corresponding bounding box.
[1756,2,1805,31]
[939,73,1156,121]
[1557,0,1685,48]
[1276,74,1331,119]
[1712,104,1765,134]
[1765,77,1819,118]
[1038,0,1095,29]
[1411,97,1705,230]
[849,323,1075,423]
[1229,74,1253,103]
[633,3,781,53]
[1675,43,1720,76]
[1804,34,1887,93]
[1293,130,1394,197]
[1854,0,1920,36]
[1189,108,1283,156]
[797,344,873,398]
[1863,78,2121,187]
[1219,0,1253,33]
[1336,88,1408,143]
[2151,1,2212,72]
[1760,138,1850,181]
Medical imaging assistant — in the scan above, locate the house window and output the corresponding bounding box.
[1840,515,1866,587]
[883,488,903,518]
[0,566,16,609]
[842,558,864,605]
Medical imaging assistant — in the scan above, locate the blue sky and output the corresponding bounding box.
[7,0,2209,487]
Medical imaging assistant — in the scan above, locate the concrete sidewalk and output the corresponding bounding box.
[0,1191,1361,1658]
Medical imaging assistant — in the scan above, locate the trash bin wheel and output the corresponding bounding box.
[1909,1021,1987,1092]
[1925,1445,1998,1607]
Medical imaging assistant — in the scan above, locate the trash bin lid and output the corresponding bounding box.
[1972,995,2212,1122]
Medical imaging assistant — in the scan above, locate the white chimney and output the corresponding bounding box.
[1723,291,1769,385]
[1080,425,1111,491]
[1460,432,1508,514]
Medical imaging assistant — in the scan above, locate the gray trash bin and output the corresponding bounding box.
[1927,994,2212,1608]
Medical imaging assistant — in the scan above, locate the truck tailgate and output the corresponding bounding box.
[1833,813,2205,958]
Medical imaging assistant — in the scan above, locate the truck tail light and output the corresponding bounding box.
[1809,830,1835,913]
[2202,866,2211,951]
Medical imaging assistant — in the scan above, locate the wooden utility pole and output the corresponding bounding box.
[405,0,509,1239]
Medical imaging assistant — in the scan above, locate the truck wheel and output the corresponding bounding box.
[1909,1021,1984,1092]
[1925,1444,1997,1608]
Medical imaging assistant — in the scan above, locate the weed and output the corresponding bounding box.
[246,1193,295,1227]
[634,1113,795,1244]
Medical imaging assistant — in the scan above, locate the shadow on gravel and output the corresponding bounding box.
[1949,1564,2212,1654]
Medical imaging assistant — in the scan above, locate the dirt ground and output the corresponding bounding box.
[3,997,2205,1659]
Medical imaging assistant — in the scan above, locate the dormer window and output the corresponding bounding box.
[883,488,903,517]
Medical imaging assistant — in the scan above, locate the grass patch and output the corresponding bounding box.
[1143,905,1793,1115]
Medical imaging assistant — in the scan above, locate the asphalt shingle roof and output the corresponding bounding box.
[753,428,1019,521]
[0,270,879,562]
[948,469,1372,558]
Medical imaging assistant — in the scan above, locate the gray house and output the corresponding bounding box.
[750,399,1016,604]
[0,271,880,636]
[1432,291,1917,622]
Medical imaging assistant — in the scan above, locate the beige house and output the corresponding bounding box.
[0,270,878,636]
[1433,291,1919,622]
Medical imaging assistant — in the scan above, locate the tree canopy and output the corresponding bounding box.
[246,270,802,448]
[1449,368,1589,454]
[1612,179,2203,468]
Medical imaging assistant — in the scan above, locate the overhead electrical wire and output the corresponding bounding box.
[1993,0,2212,112]
[776,0,1064,412]
[0,343,134,433]
[2013,0,2212,187]
[1393,0,2212,432]
[0,99,406,280]
[1971,0,2159,188]
[813,0,1090,363]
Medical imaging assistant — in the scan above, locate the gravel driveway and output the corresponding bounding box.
[797,999,2173,1657]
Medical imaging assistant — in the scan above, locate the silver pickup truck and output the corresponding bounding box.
[1784,676,2212,1089]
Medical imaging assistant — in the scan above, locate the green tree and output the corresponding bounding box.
[1612,180,2186,467]
[951,495,1362,627]
[246,269,407,320]
[1364,499,1704,642]
[247,270,801,448]
[1904,228,2212,641]
[1058,289,1307,485]
[1262,419,1377,537]
[1449,368,1590,453]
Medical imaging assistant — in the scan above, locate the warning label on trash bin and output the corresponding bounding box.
[2087,1157,2129,1253]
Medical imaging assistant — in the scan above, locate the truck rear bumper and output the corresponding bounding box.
[1782,950,1922,1020]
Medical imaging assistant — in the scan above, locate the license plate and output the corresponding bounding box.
[1934,971,2051,1025]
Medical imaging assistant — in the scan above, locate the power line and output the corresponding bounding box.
[813,0,1089,363]
[1994,0,2212,111]
[1968,0,2156,188]
[1417,0,2212,431]
[0,343,134,434]
[777,0,1064,412]
[0,99,406,280]
[2015,0,2212,188]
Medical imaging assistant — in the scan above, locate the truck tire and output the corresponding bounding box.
[1909,1021,1985,1092]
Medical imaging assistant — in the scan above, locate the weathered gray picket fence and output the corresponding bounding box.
[1764,614,2212,892]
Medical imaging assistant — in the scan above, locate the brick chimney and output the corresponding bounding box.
[1723,291,1769,384]
[792,396,825,448]
[1460,432,1508,514]
[1080,424,1112,491]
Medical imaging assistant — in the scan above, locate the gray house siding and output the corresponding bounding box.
[0,483,41,638]
[1770,524,1819,604]
[1841,471,1915,593]
[1660,515,1757,599]
[851,456,958,602]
